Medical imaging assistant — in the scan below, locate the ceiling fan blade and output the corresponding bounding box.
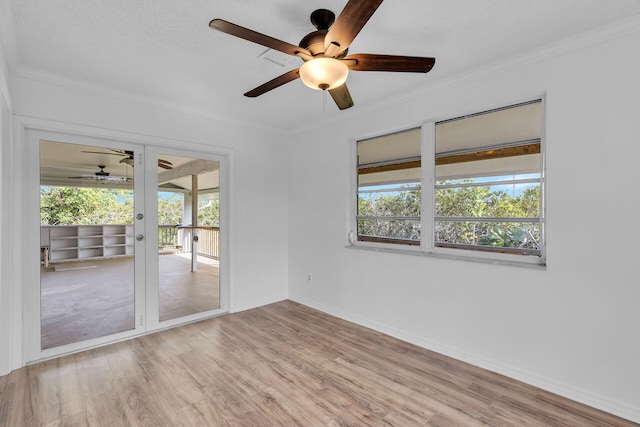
[344,54,435,73]
[107,148,128,155]
[244,68,301,98]
[329,84,355,110]
[81,150,125,157]
[324,0,383,56]
[158,162,173,170]
[158,159,173,166]
[209,19,311,58]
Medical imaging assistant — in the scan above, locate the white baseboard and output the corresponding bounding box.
[289,294,640,424]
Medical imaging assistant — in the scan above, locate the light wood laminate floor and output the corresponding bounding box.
[1,301,636,426]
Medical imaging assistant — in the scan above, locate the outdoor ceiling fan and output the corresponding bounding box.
[67,165,131,182]
[209,0,435,110]
[81,149,174,170]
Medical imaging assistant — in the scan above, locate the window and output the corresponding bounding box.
[434,100,543,256]
[356,128,422,245]
[352,99,545,263]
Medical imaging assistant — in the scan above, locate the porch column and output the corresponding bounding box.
[191,174,198,272]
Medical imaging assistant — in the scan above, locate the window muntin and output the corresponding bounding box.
[357,128,421,245]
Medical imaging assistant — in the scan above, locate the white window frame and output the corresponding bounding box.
[348,98,546,267]
[349,125,424,254]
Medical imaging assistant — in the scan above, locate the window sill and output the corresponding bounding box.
[345,243,546,269]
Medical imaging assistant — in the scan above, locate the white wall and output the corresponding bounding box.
[0,100,4,376]
[0,21,13,376]
[2,72,290,370]
[288,25,640,422]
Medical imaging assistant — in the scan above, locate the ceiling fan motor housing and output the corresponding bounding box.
[310,9,335,30]
[299,10,348,59]
[95,165,109,177]
[299,30,328,56]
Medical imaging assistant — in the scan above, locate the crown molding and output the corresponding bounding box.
[289,14,640,136]
[12,65,287,136]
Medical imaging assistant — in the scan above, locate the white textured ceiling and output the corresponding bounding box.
[6,0,640,132]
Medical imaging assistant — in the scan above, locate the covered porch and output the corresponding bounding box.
[41,240,220,350]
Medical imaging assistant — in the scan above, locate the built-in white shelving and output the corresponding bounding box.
[41,225,134,263]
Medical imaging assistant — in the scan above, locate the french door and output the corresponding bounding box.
[29,131,226,361]
[38,139,144,351]
[145,146,225,331]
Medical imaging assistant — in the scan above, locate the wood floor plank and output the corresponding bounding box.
[1,300,637,426]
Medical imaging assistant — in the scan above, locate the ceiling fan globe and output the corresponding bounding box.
[299,57,349,90]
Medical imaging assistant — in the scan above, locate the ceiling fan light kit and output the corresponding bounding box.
[209,0,435,110]
[299,57,349,90]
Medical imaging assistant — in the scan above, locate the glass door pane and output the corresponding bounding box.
[156,153,221,322]
[39,140,138,349]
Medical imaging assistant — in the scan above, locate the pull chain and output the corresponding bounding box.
[322,89,327,113]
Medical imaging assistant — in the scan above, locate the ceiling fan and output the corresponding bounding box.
[209,0,435,110]
[67,165,131,182]
[81,149,174,169]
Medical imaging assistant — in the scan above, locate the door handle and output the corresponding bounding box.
[136,234,144,241]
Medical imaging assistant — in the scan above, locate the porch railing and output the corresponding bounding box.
[159,225,181,249]
[159,225,220,260]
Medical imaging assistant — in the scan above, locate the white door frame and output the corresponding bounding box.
[21,123,231,364]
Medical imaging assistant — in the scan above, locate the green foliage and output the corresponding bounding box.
[358,188,421,240]
[478,227,528,247]
[434,180,540,249]
[40,186,134,225]
[359,180,541,249]
[157,193,219,226]
[158,193,183,225]
[198,199,220,227]
[41,187,220,228]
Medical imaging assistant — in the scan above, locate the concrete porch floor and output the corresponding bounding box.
[40,253,220,349]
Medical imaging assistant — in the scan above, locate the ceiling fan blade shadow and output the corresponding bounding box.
[344,54,435,73]
[329,84,355,110]
[210,19,311,57]
[244,68,301,98]
[324,0,383,56]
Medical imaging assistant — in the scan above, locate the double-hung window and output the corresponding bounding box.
[353,99,545,264]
